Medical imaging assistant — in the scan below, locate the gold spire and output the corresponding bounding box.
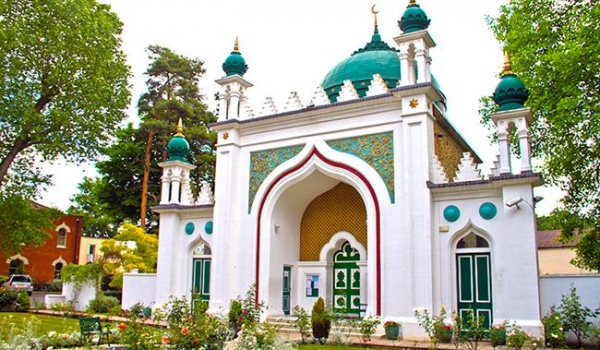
[409,0,416,5]
[175,118,184,136]
[502,51,513,75]
[233,36,239,52]
[371,4,379,25]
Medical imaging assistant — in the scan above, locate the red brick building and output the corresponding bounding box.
[0,213,83,282]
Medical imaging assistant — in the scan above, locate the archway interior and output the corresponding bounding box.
[267,170,367,315]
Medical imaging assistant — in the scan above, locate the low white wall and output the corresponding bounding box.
[62,280,96,311]
[122,273,157,310]
[539,274,600,321]
[44,294,66,309]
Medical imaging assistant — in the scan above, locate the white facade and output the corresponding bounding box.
[124,4,544,340]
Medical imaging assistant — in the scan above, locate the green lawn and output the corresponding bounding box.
[0,312,79,340]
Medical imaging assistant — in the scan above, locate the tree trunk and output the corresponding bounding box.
[0,139,29,190]
[140,129,155,228]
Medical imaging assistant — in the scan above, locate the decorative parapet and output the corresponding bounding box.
[337,80,360,102]
[283,91,304,112]
[453,152,483,182]
[259,97,278,116]
[248,144,306,211]
[327,132,395,202]
[310,86,331,106]
[432,155,449,184]
[195,181,214,205]
[366,74,389,97]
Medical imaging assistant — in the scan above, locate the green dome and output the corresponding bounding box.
[399,2,431,34]
[493,73,529,111]
[166,135,191,162]
[321,27,400,102]
[222,37,248,77]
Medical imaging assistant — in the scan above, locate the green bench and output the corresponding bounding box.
[79,316,111,346]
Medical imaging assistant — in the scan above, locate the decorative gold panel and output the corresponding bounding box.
[299,182,367,261]
[434,121,463,181]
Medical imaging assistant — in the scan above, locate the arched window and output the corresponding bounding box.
[57,228,67,247]
[9,259,24,275]
[456,232,489,249]
[54,262,64,280]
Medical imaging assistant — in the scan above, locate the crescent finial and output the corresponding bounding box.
[371,4,379,25]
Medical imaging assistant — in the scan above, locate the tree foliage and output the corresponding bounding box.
[0,195,60,255]
[484,0,600,270]
[0,0,130,193]
[99,223,158,288]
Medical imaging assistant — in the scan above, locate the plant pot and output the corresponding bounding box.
[385,325,400,340]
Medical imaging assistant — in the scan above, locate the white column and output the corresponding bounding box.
[169,169,181,204]
[229,87,241,119]
[160,171,170,204]
[497,127,511,174]
[218,91,229,121]
[399,44,411,86]
[517,128,532,172]
[180,170,191,205]
[415,43,430,83]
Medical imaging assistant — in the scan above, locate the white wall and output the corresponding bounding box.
[539,274,600,322]
[62,280,96,311]
[122,273,157,310]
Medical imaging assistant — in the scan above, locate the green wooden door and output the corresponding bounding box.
[333,241,361,315]
[456,253,492,328]
[282,266,291,315]
[192,258,211,302]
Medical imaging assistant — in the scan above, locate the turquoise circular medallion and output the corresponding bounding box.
[479,202,497,220]
[205,221,213,234]
[184,222,195,235]
[443,205,460,222]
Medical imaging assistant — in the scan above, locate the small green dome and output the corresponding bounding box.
[166,135,190,162]
[222,37,248,77]
[399,2,431,34]
[321,27,400,102]
[493,73,529,111]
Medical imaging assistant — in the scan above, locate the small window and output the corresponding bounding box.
[57,228,67,247]
[457,232,489,249]
[54,262,63,280]
[193,243,211,256]
[9,259,24,276]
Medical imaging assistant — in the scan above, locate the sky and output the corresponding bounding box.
[39,0,563,215]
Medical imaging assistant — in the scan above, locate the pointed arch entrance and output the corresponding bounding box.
[455,232,493,328]
[192,242,211,303]
[255,147,382,315]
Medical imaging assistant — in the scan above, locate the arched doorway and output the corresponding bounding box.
[192,242,211,305]
[455,232,493,328]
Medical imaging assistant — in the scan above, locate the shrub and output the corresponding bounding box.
[490,322,507,348]
[32,280,62,292]
[557,285,598,347]
[87,294,120,314]
[453,309,487,350]
[311,297,331,343]
[506,325,529,350]
[15,290,30,312]
[415,306,451,348]
[356,315,380,343]
[0,288,19,309]
[293,305,311,344]
[229,299,242,331]
[0,275,8,286]
[542,308,566,349]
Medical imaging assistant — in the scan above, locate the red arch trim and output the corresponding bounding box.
[255,148,382,315]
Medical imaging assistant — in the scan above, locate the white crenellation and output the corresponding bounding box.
[241,99,255,118]
[309,86,331,107]
[366,74,389,97]
[431,155,449,184]
[453,152,483,182]
[196,181,214,205]
[490,154,501,177]
[337,80,359,102]
[259,97,278,116]
[283,91,304,112]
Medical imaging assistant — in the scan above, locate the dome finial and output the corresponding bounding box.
[502,51,513,76]
[176,118,184,136]
[233,36,239,52]
[371,4,379,26]
[409,0,416,5]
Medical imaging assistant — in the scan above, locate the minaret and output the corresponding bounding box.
[491,53,533,174]
[394,0,434,86]
[215,37,253,122]
[158,118,196,205]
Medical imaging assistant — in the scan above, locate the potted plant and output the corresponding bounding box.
[311,297,331,343]
[384,320,401,340]
[436,323,453,343]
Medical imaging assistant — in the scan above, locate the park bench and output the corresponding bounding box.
[79,316,111,346]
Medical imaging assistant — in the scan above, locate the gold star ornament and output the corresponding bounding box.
[409,98,419,108]
[223,132,229,140]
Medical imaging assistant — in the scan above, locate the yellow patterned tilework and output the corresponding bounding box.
[434,121,464,181]
[299,182,367,261]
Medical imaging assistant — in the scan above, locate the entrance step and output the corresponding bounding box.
[266,316,368,338]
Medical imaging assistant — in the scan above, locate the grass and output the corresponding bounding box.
[0,312,79,340]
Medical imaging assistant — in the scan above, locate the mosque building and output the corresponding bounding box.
[123,0,543,339]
